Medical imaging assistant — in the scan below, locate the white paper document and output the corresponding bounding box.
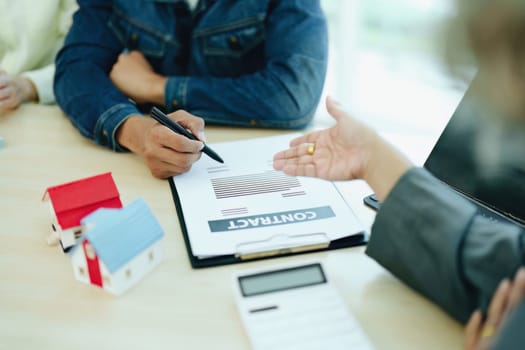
[172,134,364,259]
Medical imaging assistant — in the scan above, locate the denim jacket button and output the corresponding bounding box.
[172,99,179,108]
[102,130,108,143]
[228,36,242,51]
[250,119,257,126]
[129,33,138,48]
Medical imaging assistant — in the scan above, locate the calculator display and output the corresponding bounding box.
[239,263,326,297]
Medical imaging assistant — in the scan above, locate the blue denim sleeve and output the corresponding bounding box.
[165,0,328,129]
[54,0,141,151]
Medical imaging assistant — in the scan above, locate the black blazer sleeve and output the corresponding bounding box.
[365,167,525,323]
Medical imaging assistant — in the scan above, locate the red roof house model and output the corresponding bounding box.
[43,172,123,230]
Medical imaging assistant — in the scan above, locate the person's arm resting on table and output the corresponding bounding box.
[54,0,204,178]
[109,0,328,129]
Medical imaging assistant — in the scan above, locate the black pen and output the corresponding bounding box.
[150,107,224,164]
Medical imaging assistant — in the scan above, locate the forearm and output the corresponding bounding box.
[54,60,139,151]
[54,0,138,151]
[361,136,412,201]
[366,168,525,323]
[144,74,166,106]
[461,217,524,315]
[165,0,327,128]
[165,60,325,129]
[366,168,480,322]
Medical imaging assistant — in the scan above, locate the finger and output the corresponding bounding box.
[273,146,301,161]
[289,131,322,147]
[162,147,202,168]
[155,125,204,154]
[148,159,195,179]
[326,96,348,122]
[273,143,315,162]
[508,268,525,310]
[0,85,14,100]
[129,50,145,60]
[169,110,206,142]
[274,152,312,173]
[272,158,286,171]
[464,310,483,350]
[145,146,201,172]
[486,279,511,328]
[0,94,18,110]
[279,161,299,176]
[276,155,316,171]
[282,162,317,178]
[158,156,199,173]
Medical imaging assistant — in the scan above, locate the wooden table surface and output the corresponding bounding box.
[0,104,463,350]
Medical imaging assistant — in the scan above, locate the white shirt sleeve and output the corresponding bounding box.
[22,64,56,104]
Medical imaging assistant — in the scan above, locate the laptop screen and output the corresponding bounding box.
[424,78,525,224]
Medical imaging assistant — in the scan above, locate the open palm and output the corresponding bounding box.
[273,97,376,181]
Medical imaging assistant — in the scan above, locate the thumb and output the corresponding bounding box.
[326,96,347,122]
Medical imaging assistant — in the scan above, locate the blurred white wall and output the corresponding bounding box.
[318,0,472,164]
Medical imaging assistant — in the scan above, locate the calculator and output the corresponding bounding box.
[232,261,374,350]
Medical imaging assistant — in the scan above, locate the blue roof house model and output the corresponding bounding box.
[70,198,164,295]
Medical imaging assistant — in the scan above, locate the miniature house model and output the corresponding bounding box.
[70,198,164,295]
[43,172,122,251]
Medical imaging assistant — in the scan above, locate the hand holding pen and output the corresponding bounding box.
[151,107,224,164]
[116,108,209,179]
[109,44,223,178]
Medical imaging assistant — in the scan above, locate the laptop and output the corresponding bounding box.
[364,76,525,228]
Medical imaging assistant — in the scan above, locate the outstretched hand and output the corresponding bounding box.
[273,97,412,201]
[117,109,205,179]
[273,97,377,181]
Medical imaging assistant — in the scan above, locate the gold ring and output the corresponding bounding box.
[306,143,316,156]
[481,325,495,338]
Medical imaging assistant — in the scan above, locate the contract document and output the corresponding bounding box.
[171,134,366,263]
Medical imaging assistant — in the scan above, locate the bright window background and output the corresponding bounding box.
[318,0,472,164]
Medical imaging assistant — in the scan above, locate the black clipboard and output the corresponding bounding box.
[168,178,368,269]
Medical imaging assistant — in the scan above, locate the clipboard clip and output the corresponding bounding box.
[235,233,330,261]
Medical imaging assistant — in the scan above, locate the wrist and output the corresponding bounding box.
[148,74,167,106]
[13,77,38,103]
[362,136,412,202]
[116,115,155,155]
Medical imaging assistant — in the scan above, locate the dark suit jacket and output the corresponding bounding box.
[365,168,524,347]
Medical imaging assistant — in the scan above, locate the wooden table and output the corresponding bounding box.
[0,104,463,349]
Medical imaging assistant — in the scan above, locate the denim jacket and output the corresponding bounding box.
[54,0,328,151]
